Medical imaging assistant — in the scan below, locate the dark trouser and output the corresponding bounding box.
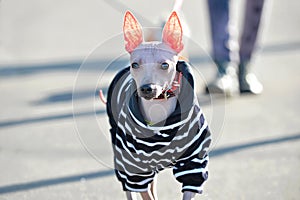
[208,0,265,67]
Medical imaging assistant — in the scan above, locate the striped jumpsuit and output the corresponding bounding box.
[107,61,212,194]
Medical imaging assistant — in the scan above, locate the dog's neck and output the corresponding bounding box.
[129,42,181,125]
[139,95,178,125]
[138,70,181,125]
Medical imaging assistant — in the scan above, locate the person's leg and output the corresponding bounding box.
[206,0,239,96]
[208,0,231,67]
[149,176,158,200]
[239,0,265,94]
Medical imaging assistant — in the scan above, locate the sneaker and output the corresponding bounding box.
[239,73,263,94]
[206,66,239,96]
[239,63,263,94]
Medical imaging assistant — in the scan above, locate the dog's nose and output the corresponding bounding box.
[139,84,157,99]
[140,84,156,94]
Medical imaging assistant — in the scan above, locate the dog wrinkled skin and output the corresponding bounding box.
[130,43,178,100]
[124,11,184,126]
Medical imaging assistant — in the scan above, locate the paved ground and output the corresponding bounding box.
[0,0,300,199]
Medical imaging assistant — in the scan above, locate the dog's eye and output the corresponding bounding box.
[161,62,169,70]
[131,62,139,69]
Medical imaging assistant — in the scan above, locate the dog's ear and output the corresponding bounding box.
[162,11,184,53]
[123,11,143,53]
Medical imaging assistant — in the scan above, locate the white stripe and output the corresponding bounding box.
[119,112,171,147]
[173,111,202,141]
[116,122,209,160]
[174,168,207,178]
[128,104,194,131]
[124,184,148,192]
[120,109,203,148]
[135,138,170,147]
[124,83,131,92]
[115,146,147,172]
[120,109,127,118]
[115,131,175,165]
[115,144,140,163]
[132,112,206,159]
[142,157,172,165]
[116,119,210,167]
[125,124,170,146]
[182,185,203,192]
[115,158,155,177]
[116,106,210,169]
[124,122,132,134]
[115,134,172,165]
[127,107,147,128]
[155,130,169,137]
[115,134,141,162]
[117,171,154,186]
[176,134,211,162]
[119,118,170,147]
[117,122,127,136]
[117,75,132,104]
[134,127,141,133]
[116,132,175,166]
[191,156,209,164]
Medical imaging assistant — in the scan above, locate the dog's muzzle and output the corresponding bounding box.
[139,84,157,100]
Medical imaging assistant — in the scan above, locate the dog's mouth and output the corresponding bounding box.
[139,90,175,100]
[153,89,176,100]
[138,84,176,100]
[138,73,182,100]
[140,93,156,100]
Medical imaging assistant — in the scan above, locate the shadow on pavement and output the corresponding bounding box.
[32,88,219,106]
[210,133,300,157]
[0,59,129,78]
[0,110,105,128]
[31,89,108,106]
[0,132,299,195]
[0,170,115,195]
[0,91,221,128]
[1,40,299,78]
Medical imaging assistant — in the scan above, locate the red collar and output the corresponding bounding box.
[153,72,182,100]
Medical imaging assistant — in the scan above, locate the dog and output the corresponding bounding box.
[105,11,211,200]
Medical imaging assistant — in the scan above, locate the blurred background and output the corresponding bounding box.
[0,0,299,199]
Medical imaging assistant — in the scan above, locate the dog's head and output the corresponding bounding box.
[123,11,184,100]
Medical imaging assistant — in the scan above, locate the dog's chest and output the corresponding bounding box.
[139,97,177,125]
[115,99,205,170]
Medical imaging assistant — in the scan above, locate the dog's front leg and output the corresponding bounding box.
[126,190,155,200]
[126,177,157,200]
[140,190,155,200]
[140,179,158,200]
[182,191,196,200]
[126,191,137,200]
[150,176,158,199]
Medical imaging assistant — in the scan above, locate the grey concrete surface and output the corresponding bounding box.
[0,0,300,199]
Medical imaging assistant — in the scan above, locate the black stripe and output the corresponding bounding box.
[107,61,211,192]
